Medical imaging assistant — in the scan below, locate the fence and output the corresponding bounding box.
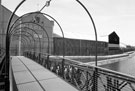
[24,51,135,91]
[0,47,8,90]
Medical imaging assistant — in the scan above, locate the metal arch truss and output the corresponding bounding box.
[10,21,50,54]
[0,47,5,58]
[12,37,28,51]
[11,26,42,53]
[9,11,65,55]
[11,31,36,52]
[24,51,135,91]
[11,35,30,55]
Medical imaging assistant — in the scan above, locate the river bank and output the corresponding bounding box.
[83,51,135,66]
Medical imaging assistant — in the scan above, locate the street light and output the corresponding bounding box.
[40,0,52,12]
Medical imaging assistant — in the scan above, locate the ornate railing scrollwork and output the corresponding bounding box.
[24,51,135,91]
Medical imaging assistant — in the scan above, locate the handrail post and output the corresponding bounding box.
[38,53,41,63]
[47,54,50,69]
[92,68,98,91]
[86,71,89,91]
[62,58,65,78]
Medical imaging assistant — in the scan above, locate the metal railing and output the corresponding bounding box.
[0,47,6,90]
[24,51,135,91]
[0,47,18,90]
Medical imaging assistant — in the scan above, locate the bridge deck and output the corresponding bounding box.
[11,56,79,91]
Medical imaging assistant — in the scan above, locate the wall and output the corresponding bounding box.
[53,37,108,56]
[0,5,18,55]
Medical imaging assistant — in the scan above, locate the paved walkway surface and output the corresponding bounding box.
[11,56,79,91]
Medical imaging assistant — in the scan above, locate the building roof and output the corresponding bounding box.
[1,5,18,18]
[109,31,119,38]
[53,33,61,37]
[109,31,120,44]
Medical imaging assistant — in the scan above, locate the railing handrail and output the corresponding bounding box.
[24,51,135,84]
[91,65,135,83]
[27,50,132,59]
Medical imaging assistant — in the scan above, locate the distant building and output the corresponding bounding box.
[21,13,54,53]
[0,3,55,54]
[53,37,108,56]
[108,31,120,50]
[0,1,18,54]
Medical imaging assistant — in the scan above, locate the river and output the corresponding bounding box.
[100,53,135,76]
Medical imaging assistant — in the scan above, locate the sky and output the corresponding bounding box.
[2,0,135,46]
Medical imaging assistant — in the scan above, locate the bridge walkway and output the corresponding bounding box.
[11,56,79,91]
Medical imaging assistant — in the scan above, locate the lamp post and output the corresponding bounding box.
[40,0,52,12]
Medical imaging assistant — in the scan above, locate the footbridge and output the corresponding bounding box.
[2,51,135,91]
[0,0,135,90]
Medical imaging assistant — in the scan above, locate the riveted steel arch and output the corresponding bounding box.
[11,36,27,55]
[11,32,34,49]
[39,12,65,57]
[11,34,30,55]
[40,12,66,78]
[11,30,37,53]
[19,37,30,52]
[10,21,50,54]
[12,29,36,52]
[9,12,51,54]
[11,26,42,53]
[12,34,33,52]
[18,38,27,52]
[26,12,65,56]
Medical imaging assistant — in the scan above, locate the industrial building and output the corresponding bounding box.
[0,1,18,48]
